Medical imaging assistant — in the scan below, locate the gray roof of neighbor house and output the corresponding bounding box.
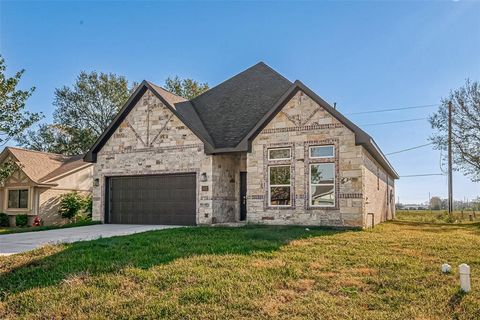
[0,147,90,184]
[84,62,399,179]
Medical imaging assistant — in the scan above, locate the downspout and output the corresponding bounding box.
[367,212,375,228]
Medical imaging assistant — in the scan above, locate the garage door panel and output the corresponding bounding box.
[108,174,196,225]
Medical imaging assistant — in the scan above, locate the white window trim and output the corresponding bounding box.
[309,163,335,207]
[309,145,335,159]
[268,165,291,207]
[5,187,31,210]
[268,147,291,161]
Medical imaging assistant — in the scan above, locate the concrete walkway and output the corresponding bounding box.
[0,224,180,256]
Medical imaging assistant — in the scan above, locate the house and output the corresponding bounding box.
[0,147,93,226]
[84,62,398,228]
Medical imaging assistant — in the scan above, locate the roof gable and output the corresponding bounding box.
[1,147,89,184]
[238,80,398,178]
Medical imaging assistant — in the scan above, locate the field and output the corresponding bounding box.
[396,209,480,223]
[1,219,479,319]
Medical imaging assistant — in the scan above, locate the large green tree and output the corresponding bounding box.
[429,79,480,182]
[19,71,135,155]
[164,76,209,100]
[0,55,42,146]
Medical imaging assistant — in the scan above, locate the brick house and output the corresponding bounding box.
[0,147,93,226]
[84,63,398,228]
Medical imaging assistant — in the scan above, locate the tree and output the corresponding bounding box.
[19,71,135,155]
[429,80,480,182]
[17,123,93,155]
[0,55,42,146]
[0,160,18,186]
[164,76,209,100]
[429,196,442,210]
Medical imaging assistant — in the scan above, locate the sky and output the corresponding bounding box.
[1,0,479,204]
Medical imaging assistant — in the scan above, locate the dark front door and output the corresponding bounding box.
[240,172,247,221]
[106,173,196,225]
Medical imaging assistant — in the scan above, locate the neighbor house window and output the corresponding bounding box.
[7,189,29,209]
[309,145,334,158]
[268,148,291,160]
[310,163,335,207]
[268,165,291,206]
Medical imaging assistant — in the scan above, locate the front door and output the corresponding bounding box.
[240,172,247,221]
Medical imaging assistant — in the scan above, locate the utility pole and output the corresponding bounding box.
[448,101,453,217]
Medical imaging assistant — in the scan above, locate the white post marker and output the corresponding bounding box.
[442,263,452,273]
[459,263,471,293]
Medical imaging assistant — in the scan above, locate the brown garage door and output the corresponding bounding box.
[106,174,196,225]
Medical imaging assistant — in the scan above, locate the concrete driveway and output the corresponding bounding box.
[0,224,181,256]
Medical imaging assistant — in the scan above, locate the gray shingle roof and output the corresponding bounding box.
[176,62,292,148]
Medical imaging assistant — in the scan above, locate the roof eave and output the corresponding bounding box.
[40,163,93,183]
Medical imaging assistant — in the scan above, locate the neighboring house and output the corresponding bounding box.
[84,62,398,228]
[0,147,93,226]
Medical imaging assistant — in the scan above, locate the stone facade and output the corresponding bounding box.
[93,88,395,228]
[246,90,366,227]
[93,89,215,224]
[362,149,395,226]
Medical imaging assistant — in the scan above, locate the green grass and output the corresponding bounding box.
[396,209,480,224]
[0,220,99,235]
[1,223,479,319]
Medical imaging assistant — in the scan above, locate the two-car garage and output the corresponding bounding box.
[105,173,197,226]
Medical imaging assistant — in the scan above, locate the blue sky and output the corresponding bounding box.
[1,1,479,203]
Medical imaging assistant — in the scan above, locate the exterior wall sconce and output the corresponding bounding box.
[200,172,208,182]
[93,178,100,187]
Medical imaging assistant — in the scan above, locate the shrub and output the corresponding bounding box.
[59,192,85,220]
[16,214,28,227]
[0,213,9,227]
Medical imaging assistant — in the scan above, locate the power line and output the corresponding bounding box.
[360,117,427,127]
[386,142,434,155]
[344,104,438,115]
[400,173,445,178]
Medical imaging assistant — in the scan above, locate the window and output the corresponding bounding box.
[7,189,29,209]
[310,163,335,207]
[268,165,291,206]
[309,145,334,158]
[268,148,291,160]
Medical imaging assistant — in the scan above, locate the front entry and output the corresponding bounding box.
[240,172,247,221]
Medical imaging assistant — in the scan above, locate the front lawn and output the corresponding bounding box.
[1,222,479,319]
[0,220,99,235]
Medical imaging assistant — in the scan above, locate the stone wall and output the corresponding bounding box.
[93,89,214,224]
[247,90,365,227]
[362,149,395,226]
[211,154,241,223]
